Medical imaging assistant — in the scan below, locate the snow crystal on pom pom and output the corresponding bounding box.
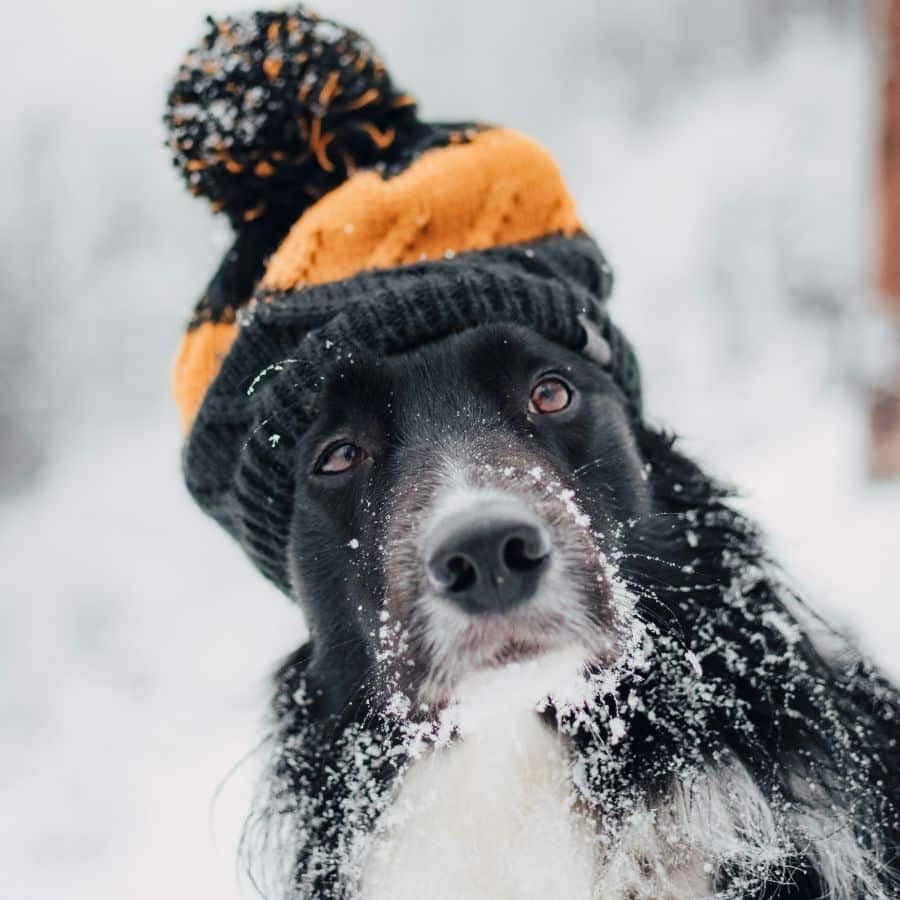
[608,716,627,743]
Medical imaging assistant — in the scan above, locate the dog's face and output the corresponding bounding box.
[288,323,650,713]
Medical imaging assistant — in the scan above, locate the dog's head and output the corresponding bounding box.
[287,322,651,713]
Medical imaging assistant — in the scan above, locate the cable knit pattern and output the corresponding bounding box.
[260,128,581,292]
[174,128,582,429]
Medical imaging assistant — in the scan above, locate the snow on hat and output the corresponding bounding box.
[165,5,642,593]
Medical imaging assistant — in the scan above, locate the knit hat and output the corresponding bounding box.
[165,6,642,594]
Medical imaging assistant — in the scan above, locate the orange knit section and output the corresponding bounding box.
[175,128,581,431]
[174,321,238,430]
[261,128,582,292]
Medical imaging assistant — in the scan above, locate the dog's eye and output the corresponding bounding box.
[316,442,369,475]
[529,376,572,414]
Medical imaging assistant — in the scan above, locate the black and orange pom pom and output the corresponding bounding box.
[164,7,419,228]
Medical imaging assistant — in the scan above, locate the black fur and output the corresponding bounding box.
[246,324,900,899]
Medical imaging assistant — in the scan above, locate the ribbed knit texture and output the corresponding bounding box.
[184,232,640,594]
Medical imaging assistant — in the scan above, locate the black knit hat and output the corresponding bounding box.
[165,6,642,594]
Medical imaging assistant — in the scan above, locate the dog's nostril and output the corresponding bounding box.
[445,554,477,593]
[502,536,547,573]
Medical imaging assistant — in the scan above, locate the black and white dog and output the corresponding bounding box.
[245,322,900,899]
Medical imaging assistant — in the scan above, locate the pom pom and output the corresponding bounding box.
[165,7,419,227]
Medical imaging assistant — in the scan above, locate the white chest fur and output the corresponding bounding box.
[360,655,598,900]
[357,650,881,900]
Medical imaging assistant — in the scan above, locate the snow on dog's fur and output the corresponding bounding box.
[243,324,900,899]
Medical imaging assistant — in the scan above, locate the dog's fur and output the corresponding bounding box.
[243,324,900,899]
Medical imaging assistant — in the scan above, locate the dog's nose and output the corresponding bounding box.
[425,499,552,614]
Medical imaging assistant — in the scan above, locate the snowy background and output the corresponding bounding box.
[2,1,899,897]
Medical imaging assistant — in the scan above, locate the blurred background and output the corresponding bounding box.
[2,1,899,897]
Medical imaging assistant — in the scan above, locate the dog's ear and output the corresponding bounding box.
[578,314,612,367]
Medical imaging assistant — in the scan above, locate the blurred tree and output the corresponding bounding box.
[874,0,900,478]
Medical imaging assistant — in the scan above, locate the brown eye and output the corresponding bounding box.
[529,376,572,415]
[317,442,368,475]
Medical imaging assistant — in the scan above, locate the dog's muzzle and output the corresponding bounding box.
[423,496,552,615]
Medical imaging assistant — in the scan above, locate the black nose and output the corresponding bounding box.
[425,500,552,614]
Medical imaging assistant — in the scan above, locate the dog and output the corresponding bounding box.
[160,9,900,896]
[240,321,900,899]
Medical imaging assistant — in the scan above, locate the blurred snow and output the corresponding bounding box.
[1,1,898,898]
